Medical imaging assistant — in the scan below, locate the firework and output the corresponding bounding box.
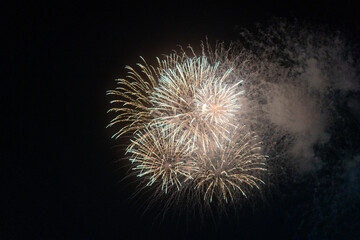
[106,54,184,138]
[127,126,197,193]
[106,57,157,138]
[107,45,267,205]
[192,126,267,203]
[150,56,243,151]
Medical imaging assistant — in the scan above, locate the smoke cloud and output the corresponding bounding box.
[222,20,360,173]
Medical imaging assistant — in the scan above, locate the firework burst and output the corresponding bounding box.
[106,54,185,138]
[192,126,267,203]
[127,126,197,193]
[106,57,157,138]
[150,56,243,150]
[107,44,267,206]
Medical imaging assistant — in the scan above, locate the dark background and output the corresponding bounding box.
[3,0,360,239]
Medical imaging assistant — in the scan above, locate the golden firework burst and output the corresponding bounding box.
[150,56,243,151]
[107,44,268,205]
[106,54,185,138]
[126,126,198,193]
[192,126,267,203]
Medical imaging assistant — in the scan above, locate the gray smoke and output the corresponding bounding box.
[220,19,360,173]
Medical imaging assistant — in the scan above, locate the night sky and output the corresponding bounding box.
[3,1,360,239]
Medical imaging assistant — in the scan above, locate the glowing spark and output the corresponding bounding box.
[202,103,207,113]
